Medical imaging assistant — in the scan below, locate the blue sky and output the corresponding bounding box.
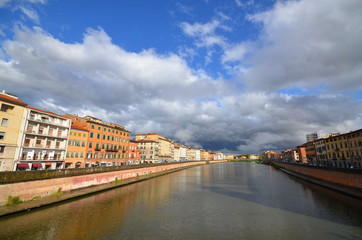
[1,0,362,153]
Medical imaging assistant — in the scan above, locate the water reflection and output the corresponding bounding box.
[0,162,361,240]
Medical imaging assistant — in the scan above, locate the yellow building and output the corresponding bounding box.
[325,133,351,168]
[226,154,235,160]
[135,133,174,162]
[0,91,27,171]
[200,149,209,161]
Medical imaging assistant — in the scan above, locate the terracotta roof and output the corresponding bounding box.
[26,106,66,119]
[0,93,27,106]
[71,126,89,132]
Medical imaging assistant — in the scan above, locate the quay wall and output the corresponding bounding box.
[0,161,222,206]
[271,162,362,198]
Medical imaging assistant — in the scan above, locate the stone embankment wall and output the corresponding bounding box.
[0,161,221,206]
[271,162,362,198]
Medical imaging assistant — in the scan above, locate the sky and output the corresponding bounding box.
[1,0,362,154]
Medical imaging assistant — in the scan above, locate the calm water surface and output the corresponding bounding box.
[1,162,362,240]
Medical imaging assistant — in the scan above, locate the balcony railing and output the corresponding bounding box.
[18,158,65,161]
[106,149,118,152]
[22,144,65,150]
[28,116,70,128]
[25,130,68,139]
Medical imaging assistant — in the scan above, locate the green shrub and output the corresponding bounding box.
[6,195,22,206]
[55,187,63,195]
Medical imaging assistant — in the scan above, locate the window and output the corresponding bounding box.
[90,132,94,138]
[0,132,5,140]
[1,104,14,112]
[98,126,101,130]
[0,146,4,153]
[89,142,93,148]
[91,125,95,129]
[97,133,100,139]
[107,135,110,140]
[1,118,8,127]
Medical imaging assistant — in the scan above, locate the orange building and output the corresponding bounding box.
[66,116,88,168]
[65,115,130,167]
[129,140,141,164]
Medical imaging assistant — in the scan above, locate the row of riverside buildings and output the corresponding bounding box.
[0,91,234,171]
[260,130,362,169]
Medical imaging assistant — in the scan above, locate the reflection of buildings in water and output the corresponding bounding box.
[0,185,140,240]
[135,172,181,212]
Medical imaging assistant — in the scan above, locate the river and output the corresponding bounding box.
[1,162,362,240]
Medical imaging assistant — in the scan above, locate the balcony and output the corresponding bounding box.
[22,144,65,150]
[106,149,118,152]
[25,130,68,139]
[18,158,65,161]
[28,116,70,128]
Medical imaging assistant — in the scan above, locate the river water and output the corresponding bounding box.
[1,162,362,240]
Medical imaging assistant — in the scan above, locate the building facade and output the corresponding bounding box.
[137,139,159,163]
[0,92,27,171]
[315,138,328,166]
[346,129,362,168]
[65,115,130,167]
[305,141,317,164]
[325,133,351,168]
[16,107,71,170]
[129,140,141,164]
[306,132,318,143]
[136,133,174,162]
[66,127,88,168]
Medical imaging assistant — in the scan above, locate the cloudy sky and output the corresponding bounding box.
[1,0,362,154]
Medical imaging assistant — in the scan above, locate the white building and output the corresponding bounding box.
[15,107,71,170]
[195,149,201,161]
[179,145,187,161]
[306,132,318,143]
[173,146,180,161]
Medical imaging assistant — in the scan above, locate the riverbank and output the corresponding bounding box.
[268,161,362,199]
[0,161,225,217]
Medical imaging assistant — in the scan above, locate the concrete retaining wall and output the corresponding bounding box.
[272,162,362,198]
[0,161,217,206]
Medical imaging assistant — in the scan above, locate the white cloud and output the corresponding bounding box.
[180,19,228,48]
[222,42,249,63]
[239,0,362,92]
[18,5,40,23]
